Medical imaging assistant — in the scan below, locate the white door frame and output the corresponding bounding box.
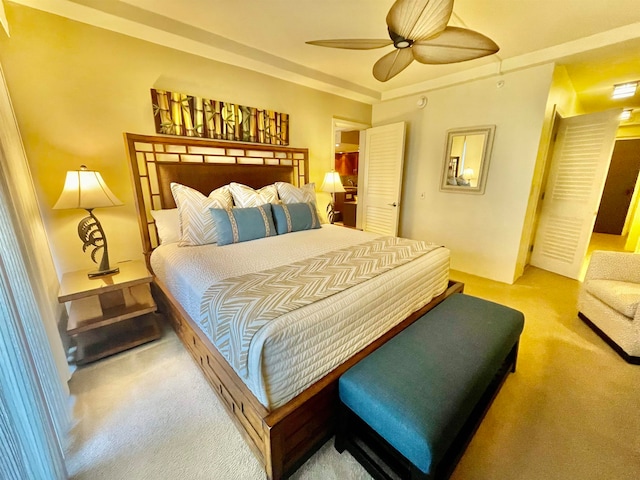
[525,109,562,267]
[331,118,370,228]
[331,118,370,159]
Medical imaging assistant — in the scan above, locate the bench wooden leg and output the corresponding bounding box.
[337,405,422,480]
[334,405,348,453]
[410,464,430,480]
[510,341,519,373]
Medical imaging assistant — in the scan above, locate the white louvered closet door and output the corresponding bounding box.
[530,109,620,279]
[360,122,406,236]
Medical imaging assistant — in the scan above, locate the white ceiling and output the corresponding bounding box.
[12,0,640,118]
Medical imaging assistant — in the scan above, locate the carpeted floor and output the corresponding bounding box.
[65,266,640,480]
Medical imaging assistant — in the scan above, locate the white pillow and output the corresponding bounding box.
[229,182,279,207]
[275,182,317,204]
[275,182,326,223]
[150,208,180,245]
[170,182,233,246]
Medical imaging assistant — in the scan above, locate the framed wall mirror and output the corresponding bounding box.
[440,125,495,194]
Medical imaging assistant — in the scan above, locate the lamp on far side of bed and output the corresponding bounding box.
[54,165,123,278]
[320,170,345,224]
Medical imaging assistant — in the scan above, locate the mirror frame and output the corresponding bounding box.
[440,125,496,195]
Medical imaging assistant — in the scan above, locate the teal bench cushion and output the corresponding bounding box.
[338,293,524,474]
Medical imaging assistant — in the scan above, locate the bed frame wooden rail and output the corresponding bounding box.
[154,277,463,479]
[124,132,463,479]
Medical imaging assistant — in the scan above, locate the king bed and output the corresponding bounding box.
[124,132,462,479]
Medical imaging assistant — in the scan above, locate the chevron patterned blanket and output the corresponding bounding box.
[199,236,440,378]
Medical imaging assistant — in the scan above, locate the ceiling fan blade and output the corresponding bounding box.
[387,0,453,41]
[412,26,499,64]
[306,39,393,50]
[373,48,415,82]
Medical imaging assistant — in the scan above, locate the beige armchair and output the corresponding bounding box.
[578,250,640,363]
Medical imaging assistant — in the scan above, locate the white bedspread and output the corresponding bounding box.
[151,225,450,409]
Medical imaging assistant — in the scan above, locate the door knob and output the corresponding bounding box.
[388,202,398,207]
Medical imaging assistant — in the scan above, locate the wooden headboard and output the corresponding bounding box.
[124,133,309,262]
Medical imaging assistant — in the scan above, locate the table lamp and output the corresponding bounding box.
[54,165,123,278]
[459,168,474,187]
[320,170,345,224]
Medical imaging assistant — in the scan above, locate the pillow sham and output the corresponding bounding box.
[275,182,317,204]
[275,182,327,224]
[150,208,180,245]
[170,182,233,246]
[229,182,279,208]
[210,204,277,246]
[271,202,321,235]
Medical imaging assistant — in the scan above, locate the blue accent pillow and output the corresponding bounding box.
[210,204,277,246]
[271,202,321,235]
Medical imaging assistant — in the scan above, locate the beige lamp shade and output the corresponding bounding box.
[54,165,123,210]
[320,171,346,194]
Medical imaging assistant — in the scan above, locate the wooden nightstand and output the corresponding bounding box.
[58,260,162,365]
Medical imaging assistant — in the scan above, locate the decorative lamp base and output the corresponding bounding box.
[87,266,120,279]
[326,201,337,224]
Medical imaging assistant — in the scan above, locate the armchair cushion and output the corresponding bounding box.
[585,279,640,319]
[585,251,640,284]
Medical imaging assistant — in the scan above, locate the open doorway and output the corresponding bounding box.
[593,138,640,236]
[582,137,640,275]
[331,118,369,228]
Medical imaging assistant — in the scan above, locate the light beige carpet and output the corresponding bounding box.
[65,267,640,479]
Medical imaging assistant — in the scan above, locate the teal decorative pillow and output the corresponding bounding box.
[210,204,277,246]
[271,202,321,235]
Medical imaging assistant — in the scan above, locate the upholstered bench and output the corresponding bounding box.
[335,293,524,480]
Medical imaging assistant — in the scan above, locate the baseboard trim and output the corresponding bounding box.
[578,312,640,365]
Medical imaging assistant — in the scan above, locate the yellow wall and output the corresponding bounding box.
[0,4,371,275]
[624,172,640,251]
[617,124,640,139]
[620,134,640,251]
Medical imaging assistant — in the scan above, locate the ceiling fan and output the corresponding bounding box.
[306,0,499,82]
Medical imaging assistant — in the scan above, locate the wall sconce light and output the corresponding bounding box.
[54,165,123,278]
[320,170,345,224]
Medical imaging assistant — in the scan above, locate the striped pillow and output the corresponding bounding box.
[275,182,317,204]
[271,202,321,235]
[170,182,233,246]
[229,182,279,207]
[275,182,326,224]
[210,204,277,246]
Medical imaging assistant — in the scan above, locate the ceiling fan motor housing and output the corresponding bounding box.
[388,29,413,49]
